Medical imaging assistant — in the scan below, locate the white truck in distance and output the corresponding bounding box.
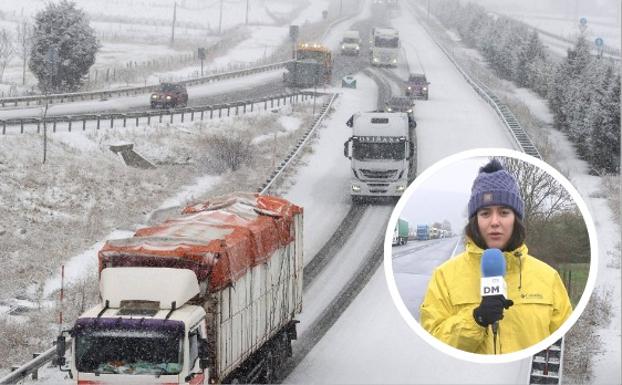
[55,193,304,384]
[370,27,399,66]
[343,112,414,201]
[341,30,361,55]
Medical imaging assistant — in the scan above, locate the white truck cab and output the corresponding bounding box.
[343,112,414,200]
[370,27,399,66]
[341,30,361,56]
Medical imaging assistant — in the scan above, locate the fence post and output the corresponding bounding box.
[21,120,24,134]
[170,113,174,124]
[68,120,72,132]
[136,116,139,126]
[53,120,57,133]
[110,117,114,129]
[123,116,127,128]
[97,116,100,130]
[159,113,163,123]
[83,119,86,131]
[147,115,151,125]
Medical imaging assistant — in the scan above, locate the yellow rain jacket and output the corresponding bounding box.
[420,241,572,354]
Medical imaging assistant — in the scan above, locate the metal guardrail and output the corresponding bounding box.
[0,61,291,108]
[259,93,337,194]
[0,337,71,384]
[0,91,318,135]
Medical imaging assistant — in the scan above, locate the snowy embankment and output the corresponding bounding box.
[514,88,622,385]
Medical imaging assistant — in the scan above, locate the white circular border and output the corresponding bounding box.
[383,148,599,364]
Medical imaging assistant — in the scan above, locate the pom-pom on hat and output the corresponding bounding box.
[468,159,524,219]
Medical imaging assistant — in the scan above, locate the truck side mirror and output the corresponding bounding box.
[409,142,415,159]
[55,335,66,367]
[198,338,210,370]
[343,139,352,159]
[346,115,353,127]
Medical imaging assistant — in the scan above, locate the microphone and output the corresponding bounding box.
[480,248,507,334]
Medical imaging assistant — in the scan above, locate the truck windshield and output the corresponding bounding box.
[343,38,359,44]
[353,141,405,160]
[297,50,326,62]
[374,37,399,48]
[74,318,184,376]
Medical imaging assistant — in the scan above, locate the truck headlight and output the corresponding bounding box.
[151,95,157,99]
[392,59,397,63]
[342,45,346,49]
[423,87,427,91]
[166,95,172,100]
[373,58,379,62]
[352,185,361,192]
[396,185,405,192]
[407,86,411,90]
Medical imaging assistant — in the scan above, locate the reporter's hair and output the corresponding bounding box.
[464,208,526,252]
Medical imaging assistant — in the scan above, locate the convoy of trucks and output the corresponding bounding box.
[343,112,415,201]
[56,193,304,384]
[392,218,409,246]
[284,43,333,87]
[370,27,400,67]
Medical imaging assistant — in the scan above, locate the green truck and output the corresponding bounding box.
[392,218,409,246]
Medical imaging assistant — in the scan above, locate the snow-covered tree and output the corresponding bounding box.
[15,20,33,86]
[29,0,99,93]
[0,29,14,83]
[589,73,620,173]
[517,30,546,88]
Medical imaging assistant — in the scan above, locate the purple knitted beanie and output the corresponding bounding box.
[467,159,524,219]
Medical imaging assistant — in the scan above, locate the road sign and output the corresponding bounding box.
[595,37,604,47]
[197,47,206,60]
[579,17,587,26]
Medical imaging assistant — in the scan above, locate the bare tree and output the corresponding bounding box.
[0,28,15,83]
[501,157,574,226]
[16,20,32,86]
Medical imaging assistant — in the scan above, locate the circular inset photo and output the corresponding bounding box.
[384,149,598,363]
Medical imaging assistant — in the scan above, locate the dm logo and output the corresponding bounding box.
[483,286,500,294]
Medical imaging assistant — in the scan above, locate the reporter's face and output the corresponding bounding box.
[477,205,515,250]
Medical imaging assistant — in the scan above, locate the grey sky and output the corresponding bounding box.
[399,157,491,233]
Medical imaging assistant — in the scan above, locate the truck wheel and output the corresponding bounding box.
[260,351,275,384]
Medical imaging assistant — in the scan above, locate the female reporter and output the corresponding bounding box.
[419,159,572,354]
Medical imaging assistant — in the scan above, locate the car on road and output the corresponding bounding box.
[150,82,188,108]
[385,96,416,129]
[405,73,429,100]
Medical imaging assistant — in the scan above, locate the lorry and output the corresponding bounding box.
[56,192,304,384]
[284,43,332,87]
[343,112,415,201]
[370,28,400,67]
[416,224,429,240]
[392,218,409,246]
[340,30,361,56]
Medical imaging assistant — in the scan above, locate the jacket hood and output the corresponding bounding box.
[464,238,527,274]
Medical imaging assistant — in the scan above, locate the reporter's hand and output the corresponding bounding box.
[473,295,514,327]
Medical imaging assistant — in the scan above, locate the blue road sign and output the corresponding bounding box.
[579,17,588,26]
[595,37,604,47]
